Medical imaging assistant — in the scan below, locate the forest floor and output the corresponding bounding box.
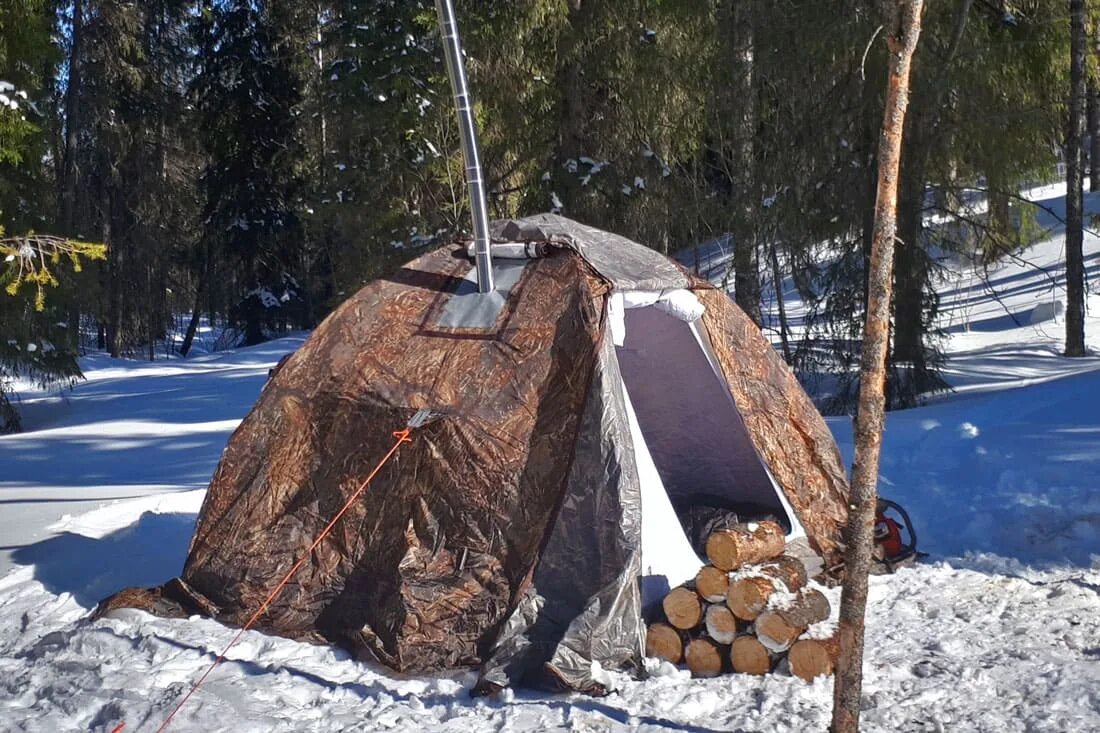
[1,184,1099,731]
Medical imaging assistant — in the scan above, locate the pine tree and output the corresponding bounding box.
[194,0,305,345]
[834,3,925,730]
[0,0,104,432]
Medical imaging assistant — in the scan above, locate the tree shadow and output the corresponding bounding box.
[10,511,196,608]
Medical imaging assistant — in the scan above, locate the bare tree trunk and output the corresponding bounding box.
[179,284,204,358]
[1089,77,1100,192]
[732,1,762,325]
[891,0,972,401]
[767,241,792,363]
[103,188,122,358]
[892,153,927,364]
[832,3,925,732]
[1091,16,1100,193]
[1067,0,1088,357]
[60,0,83,235]
[315,1,328,191]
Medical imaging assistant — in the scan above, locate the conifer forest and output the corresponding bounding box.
[3,3,1100,732]
[1,1,1089,430]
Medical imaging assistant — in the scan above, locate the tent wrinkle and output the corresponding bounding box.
[96,215,849,693]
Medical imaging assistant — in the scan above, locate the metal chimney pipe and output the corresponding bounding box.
[435,0,494,293]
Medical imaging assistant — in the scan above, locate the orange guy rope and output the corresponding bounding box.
[112,420,419,733]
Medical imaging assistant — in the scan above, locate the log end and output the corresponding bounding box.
[754,610,801,651]
[726,575,775,622]
[685,638,725,678]
[663,586,704,630]
[695,565,730,602]
[789,637,839,682]
[730,635,772,676]
[645,622,683,665]
[704,604,739,645]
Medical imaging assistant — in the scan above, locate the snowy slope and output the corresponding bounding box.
[2,198,1100,731]
[0,337,306,578]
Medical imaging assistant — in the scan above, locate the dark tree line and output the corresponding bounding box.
[0,0,1091,433]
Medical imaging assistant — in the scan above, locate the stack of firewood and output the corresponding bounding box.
[645,520,838,682]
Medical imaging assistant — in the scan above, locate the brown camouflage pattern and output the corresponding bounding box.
[98,219,849,685]
[102,245,606,672]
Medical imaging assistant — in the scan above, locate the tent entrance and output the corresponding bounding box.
[616,307,797,547]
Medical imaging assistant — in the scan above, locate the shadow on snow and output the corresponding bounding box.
[11,511,196,608]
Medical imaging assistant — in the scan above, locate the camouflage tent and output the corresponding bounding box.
[99,214,849,693]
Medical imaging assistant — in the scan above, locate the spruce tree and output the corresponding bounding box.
[194,0,305,346]
[0,0,103,432]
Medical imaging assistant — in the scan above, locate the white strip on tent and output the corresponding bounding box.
[615,289,807,608]
[622,384,704,607]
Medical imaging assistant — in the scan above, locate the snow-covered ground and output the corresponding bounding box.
[2,190,1100,731]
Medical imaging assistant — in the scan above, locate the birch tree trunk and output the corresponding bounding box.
[1066,0,1087,357]
[832,2,925,731]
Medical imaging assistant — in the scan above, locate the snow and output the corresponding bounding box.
[2,186,1100,730]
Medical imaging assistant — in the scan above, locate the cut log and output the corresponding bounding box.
[730,634,775,675]
[704,603,739,645]
[776,587,830,631]
[789,636,840,681]
[759,555,808,593]
[663,586,703,630]
[726,576,777,622]
[695,565,730,602]
[727,555,809,621]
[755,587,831,651]
[645,622,684,664]
[754,610,802,651]
[684,638,724,678]
[705,520,786,571]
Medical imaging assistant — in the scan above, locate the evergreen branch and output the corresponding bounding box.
[932,206,1061,288]
[1,234,107,311]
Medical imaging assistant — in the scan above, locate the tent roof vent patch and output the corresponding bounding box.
[425,258,529,334]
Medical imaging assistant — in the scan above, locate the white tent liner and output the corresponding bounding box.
[617,294,806,606]
[686,318,806,542]
[623,385,704,607]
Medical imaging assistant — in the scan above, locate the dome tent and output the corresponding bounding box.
[99,214,850,693]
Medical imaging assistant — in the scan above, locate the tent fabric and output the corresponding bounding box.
[101,246,611,674]
[492,214,691,292]
[476,332,644,693]
[697,287,850,562]
[97,216,849,692]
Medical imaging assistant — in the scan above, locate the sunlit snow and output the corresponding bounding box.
[1,186,1099,730]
